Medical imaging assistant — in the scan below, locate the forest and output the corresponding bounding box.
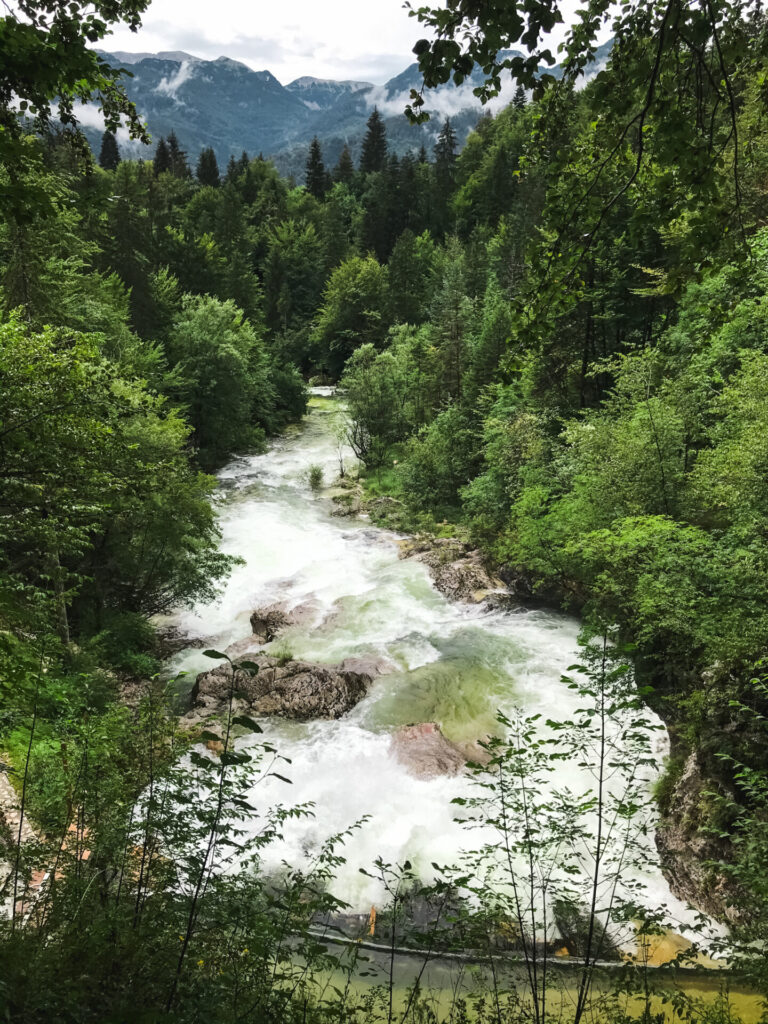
[3,0,768,1021]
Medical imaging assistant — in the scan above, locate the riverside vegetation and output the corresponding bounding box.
[2,0,768,1020]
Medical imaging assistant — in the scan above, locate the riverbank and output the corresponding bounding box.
[341,446,744,926]
[159,392,724,974]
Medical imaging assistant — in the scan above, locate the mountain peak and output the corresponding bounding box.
[288,76,373,91]
[107,50,200,65]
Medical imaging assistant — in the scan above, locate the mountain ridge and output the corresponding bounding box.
[90,41,612,179]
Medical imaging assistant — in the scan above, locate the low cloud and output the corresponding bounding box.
[367,55,607,122]
[156,59,196,99]
[73,101,151,156]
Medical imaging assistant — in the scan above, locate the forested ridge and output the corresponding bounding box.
[4,0,768,1020]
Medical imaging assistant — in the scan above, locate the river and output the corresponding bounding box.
[163,389,700,944]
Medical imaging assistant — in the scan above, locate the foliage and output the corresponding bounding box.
[311,255,390,376]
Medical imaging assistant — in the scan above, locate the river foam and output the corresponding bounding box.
[162,390,704,940]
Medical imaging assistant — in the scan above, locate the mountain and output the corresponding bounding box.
[89,42,612,179]
[88,48,484,177]
[286,77,373,112]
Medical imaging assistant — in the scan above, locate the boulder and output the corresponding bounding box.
[339,655,395,677]
[399,537,507,604]
[249,599,323,643]
[249,603,291,642]
[390,722,468,779]
[331,490,363,518]
[184,652,373,727]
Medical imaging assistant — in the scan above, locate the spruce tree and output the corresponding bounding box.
[305,137,327,199]
[153,136,171,176]
[360,108,388,173]
[98,130,120,171]
[434,118,458,170]
[225,154,238,182]
[197,146,221,187]
[513,84,527,111]
[432,119,458,238]
[167,131,190,178]
[417,144,428,164]
[333,144,355,186]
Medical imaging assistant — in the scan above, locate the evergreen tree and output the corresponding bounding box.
[333,143,355,186]
[305,137,327,200]
[98,130,120,171]
[167,131,190,178]
[153,136,171,176]
[513,84,527,111]
[225,154,238,182]
[237,150,250,174]
[360,108,388,173]
[417,144,428,164]
[432,119,459,238]
[197,146,221,187]
[434,118,458,172]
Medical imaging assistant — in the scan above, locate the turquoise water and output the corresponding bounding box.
[161,392,702,942]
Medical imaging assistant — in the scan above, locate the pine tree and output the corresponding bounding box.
[225,154,238,182]
[167,131,190,178]
[305,137,327,199]
[153,136,171,176]
[237,150,250,174]
[513,84,527,111]
[360,108,388,173]
[197,146,221,187]
[417,144,428,164]
[98,130,120,171]
[333,143,355,186]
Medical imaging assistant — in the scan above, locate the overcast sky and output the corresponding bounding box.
[105,0,586,85]
[105,0,426,84]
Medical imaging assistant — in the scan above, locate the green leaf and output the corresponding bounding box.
[202,649,229,661]
[232,715,263,733]
[270,772,293,784]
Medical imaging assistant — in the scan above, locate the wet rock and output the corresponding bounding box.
[331,488,363,517]
[184,653,373,726]
[250,603,291,642]
[399,537,506,604]
[339,655,395,677]
[480,591,521,613]
[390,722,467,779]
[655,751,744,922]
[249,600,323,643]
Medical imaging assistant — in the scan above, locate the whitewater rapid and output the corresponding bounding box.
[162,389,697,933]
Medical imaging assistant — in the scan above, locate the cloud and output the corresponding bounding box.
[73,101,150,156]
[155,59,196,100]
[104,0,420,84]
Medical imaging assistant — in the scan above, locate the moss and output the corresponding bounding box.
[654,754,687,816]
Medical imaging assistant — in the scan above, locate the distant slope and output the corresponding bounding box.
[90,41,612,178]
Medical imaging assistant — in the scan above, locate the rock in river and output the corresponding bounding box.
[249,599,323,643]
[391,722,468,779]
[184,652,374,727]
[398,536,507,604]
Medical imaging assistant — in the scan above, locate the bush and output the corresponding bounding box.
[400,406,480,515]
[307,464,323,490]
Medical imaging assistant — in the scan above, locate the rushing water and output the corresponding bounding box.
[162,390,696,932]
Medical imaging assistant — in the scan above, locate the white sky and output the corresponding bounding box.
[105,0,586,85]
[106,0,423,84]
